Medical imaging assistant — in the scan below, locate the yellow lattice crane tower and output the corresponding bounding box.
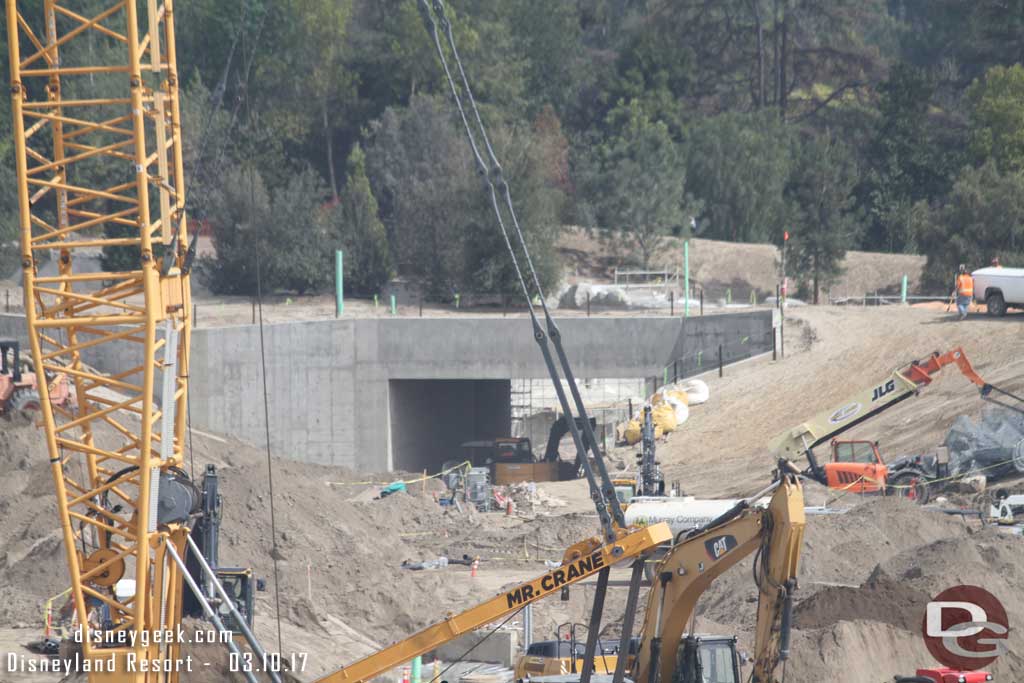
[5,2,195,680]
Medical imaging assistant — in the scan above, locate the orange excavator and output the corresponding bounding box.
[769,348,1024,502]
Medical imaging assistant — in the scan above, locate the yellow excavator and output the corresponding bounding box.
[314,459,805,683]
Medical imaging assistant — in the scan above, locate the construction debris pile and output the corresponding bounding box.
[945,406,1024,481]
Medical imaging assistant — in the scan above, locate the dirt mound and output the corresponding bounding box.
[792,573,930,632]
[689,496,1024,682]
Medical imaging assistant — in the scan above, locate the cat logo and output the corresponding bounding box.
[704,534,738,561]
[828,402,861,425]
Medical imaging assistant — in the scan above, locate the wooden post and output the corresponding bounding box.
[587,292,591,317]
[251,298,256,324]
[419,295,424,317]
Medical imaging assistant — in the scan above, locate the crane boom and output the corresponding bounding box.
[6,3,195,680]
[315,524,673,683]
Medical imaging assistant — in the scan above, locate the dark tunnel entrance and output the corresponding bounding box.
[388,379,511,473]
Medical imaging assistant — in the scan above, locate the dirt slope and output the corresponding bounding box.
[558,227,927,298]
[656,305,1024,496]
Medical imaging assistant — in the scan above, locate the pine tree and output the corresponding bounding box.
[332,144,392,294]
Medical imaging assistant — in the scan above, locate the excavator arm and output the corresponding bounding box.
[633,461,806,683]
[314,523,672,683]
[768,347,1023,484]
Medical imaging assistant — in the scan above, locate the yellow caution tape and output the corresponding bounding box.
[325,460,473,487]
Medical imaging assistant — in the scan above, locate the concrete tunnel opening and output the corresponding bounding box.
[388,379,511,473]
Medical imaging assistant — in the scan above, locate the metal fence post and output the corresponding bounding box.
[700,288,704,316]
[718,344,723,377]
[670,290,674,316]
[587,292,591,317]
[683,240,690,318]
[335,250,344,317]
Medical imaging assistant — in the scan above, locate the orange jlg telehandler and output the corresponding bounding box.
[769,347,1024,503]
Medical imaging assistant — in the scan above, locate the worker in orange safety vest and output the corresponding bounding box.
[952,264,974,320]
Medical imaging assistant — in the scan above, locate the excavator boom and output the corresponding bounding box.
[633,462,805,683]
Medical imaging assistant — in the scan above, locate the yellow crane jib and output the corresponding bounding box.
[5,2,195,681]
[315,523,673,683]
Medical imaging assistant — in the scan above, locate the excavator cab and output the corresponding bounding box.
[214,567,256,632]
[824,439,888,494]
[674,635,741,683]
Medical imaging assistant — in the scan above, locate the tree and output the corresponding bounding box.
[968,64,1024,174]
[917,162,1024,290]
[684,111,792,243]
[201,166,335,295]
[330,144,392,294]
[784,134,860,303]
[364,94,563,299]
[858,63,961,253]
[578,100,693,268]
[0,136,19,278]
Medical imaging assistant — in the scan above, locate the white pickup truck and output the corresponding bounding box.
[972,266,1024,316]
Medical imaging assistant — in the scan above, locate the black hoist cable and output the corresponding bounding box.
[418,0,625,543]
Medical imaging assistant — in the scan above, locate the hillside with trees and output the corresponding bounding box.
[2,1,1023,300]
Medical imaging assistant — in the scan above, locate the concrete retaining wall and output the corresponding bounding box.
[0,311,774,471]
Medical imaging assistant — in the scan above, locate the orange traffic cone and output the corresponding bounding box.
[471,557,479,577]
[401,667,410,683]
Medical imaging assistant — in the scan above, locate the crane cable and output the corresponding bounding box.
[240,15,285,654]
[417,0,626,543]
